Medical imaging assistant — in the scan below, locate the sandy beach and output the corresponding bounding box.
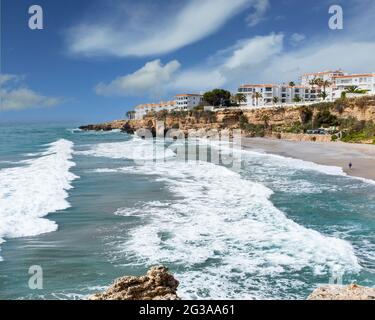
[242,138,375,181]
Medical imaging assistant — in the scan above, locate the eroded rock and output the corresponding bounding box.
[308,284,375,300]
[89,266,180,300]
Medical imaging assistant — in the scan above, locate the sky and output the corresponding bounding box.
[0,0,375,123]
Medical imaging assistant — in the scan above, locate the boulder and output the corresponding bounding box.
[89,266,180,300]
[308,284,375,300]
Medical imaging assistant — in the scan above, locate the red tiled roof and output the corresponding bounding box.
[302,70,343,76]
[333,74,375,78]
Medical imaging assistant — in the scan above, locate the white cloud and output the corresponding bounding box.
[67,0,267,57]
[246,0,269,26]
[0,74,62,111]
[94,1,375,96]
[223,34,283,69]
[95,59,181,96]
[173,33,283,91]
[290,33,306,46]
[0,74,21,85]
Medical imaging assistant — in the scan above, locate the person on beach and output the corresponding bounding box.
[349,162,353,169]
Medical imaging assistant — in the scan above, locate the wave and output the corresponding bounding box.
[94,166,360,299]
[0,139,78,261]
[67,128,121,134]
[78,137,176,160]
[205,139,375,185]
[84,137,362,298]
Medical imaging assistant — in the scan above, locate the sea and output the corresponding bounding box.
[0,123,374,300]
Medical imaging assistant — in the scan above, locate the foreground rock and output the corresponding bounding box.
[308,284,375,300]
[89,266,180,300]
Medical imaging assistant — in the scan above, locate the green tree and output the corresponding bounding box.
[345,86,369,94]
[261,114,270,128]
[315,79,332,100]
[126,111,136,119]
[272,96,279,105]
[319,91,328,100]
[314,110,340,128]
[254,92,262,107]
[289,81,296,87]
[233,93,247,105]
[203,89,232,107]
[293,96,302,103]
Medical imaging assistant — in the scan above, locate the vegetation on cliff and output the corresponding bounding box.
[81,95,375,144]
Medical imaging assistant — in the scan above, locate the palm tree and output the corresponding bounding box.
[126,111,136,119]
[319,91,328,100]
[309,77,318,89]
[289,81,296,87]
[293,96,302,103]
[272,96,279,106]
[234,93,247,105]
[254,92,262,107]
[345,85,369,94]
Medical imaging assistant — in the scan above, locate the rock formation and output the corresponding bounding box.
[89,266,180,300]
[79,96,375,143]
[308,284,375,300]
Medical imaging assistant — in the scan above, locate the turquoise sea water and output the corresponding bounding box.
[0,123,374,300]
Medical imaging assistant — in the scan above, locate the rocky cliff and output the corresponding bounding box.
[89,266,180,300]
[79,96,375,142]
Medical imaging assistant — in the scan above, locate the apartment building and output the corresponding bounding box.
[134,94,203,119]
[237,84,322,107]
[331,73,375,100]
[134,100,177,119]
[300,70,346,86]
[175,94,203,110]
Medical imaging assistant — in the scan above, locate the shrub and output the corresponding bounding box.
[314,110,340,128]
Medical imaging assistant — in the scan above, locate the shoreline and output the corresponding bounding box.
[241,137,375,182]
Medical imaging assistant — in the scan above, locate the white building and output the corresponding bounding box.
[331,73,375,100]
[133,94,202,119]
[300,70,346,87]
[134,100,177,119]
[175,94,203,110]
[237,84,322,107]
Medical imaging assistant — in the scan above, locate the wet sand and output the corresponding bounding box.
[241,138,375,181]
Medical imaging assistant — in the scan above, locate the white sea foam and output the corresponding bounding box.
[208,139,375,185]
[86,138,362,298]
[78,137,176,160]
[102,166,360,298]
[0,139,78,261]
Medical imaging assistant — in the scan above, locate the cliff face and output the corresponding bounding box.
[79,96,375,140]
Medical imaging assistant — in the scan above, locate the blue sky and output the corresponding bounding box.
[1,0,375,123]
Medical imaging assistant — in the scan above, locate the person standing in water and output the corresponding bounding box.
[349,162,353,169]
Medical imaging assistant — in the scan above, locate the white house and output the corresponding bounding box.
[237,84,322,107]
[331,73,375,100]
[134,100,177,119]
[300,70,346,87]
[175,94,203,110]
